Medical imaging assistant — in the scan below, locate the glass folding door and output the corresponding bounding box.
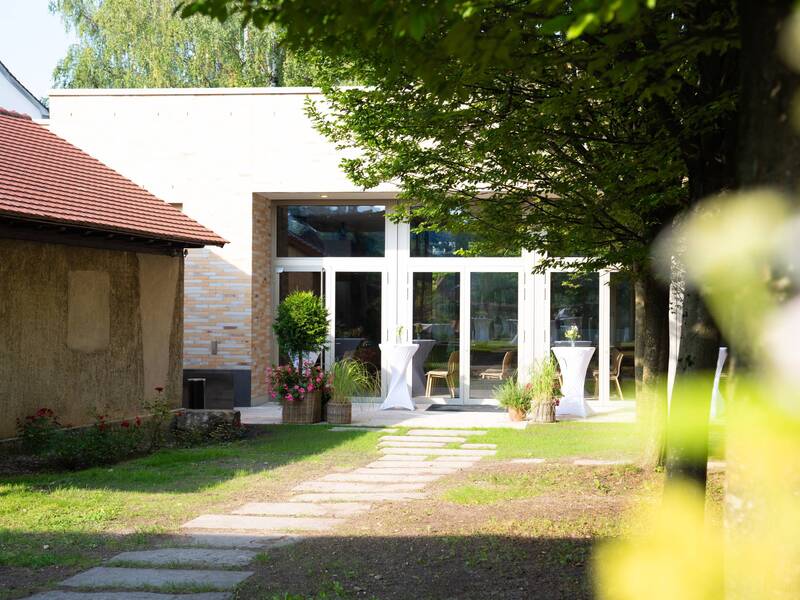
[277,270,323,366]
[411,272,460,402]
[469,272,519,401]
[333,272,383,385]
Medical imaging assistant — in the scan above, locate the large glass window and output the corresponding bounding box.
[412,273,460,399]
[410,221,515,257]
[610,272,635,400]
[470,273,519,400]
[276,205,385,257]
[334,272,382,384]
[550,272,599,397]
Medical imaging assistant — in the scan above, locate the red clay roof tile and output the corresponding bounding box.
[0,107,226,247]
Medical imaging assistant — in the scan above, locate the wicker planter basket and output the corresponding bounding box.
[508,407,527,422]
[282,391,322,424]
[530,399,557,423]
[325,402,352,424]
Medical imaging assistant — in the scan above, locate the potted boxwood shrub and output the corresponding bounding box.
[495,377,530,422]
[327,359,380,424]
[527,356,560,423]
[272,291,329,423]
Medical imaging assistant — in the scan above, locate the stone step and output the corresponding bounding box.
[60,567,251,591]
[293,481,426,493]
[182,514,343,533]
[174,534,298,550]
[232,502,370,517]
[432,456,481,464]
[28,593,231,600]
[291,492,427,502]
[355,467,457,476]
[378,441,447,448]
[108,548,255,568]
[366,460,472,470]
[380,447,496,457]
[380,435,466,443]
[376,454,428,462]
[320,473,439,483]
[407,429,487,436]
[460,443,497,449]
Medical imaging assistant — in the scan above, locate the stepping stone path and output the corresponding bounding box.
[29,428,494,599]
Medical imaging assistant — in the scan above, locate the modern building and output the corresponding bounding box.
[46,88,636,408]
[0,106,225,439]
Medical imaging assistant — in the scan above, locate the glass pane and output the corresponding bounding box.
[277,272,322,366]
[334,272,382,386]
[470,272,519,400]
[412,272,460,399]
[550,272,599,398]
[410,221,515,257]
[276,205,385,257]
[610,272,635,400]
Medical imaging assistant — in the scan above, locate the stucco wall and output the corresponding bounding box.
[0,238,183,439]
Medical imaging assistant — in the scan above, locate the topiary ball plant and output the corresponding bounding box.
[273,291,330,366]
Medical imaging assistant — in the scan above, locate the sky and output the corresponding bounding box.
[0,0,77,100]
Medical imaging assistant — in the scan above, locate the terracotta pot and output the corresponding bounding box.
[325,402,352,424]
[508,407,527,422]
[530,400,557,423]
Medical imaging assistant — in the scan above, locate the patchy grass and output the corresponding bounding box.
[0,425,381,579]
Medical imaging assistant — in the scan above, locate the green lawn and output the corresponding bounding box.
[0,425,382,573]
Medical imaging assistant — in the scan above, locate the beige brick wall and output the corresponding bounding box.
[184,247,252,370]
[251,195,272,402]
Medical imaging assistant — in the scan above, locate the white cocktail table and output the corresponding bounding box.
[552,346,595,418]
[379,343,419,410]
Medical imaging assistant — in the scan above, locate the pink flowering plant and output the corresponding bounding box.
[267,361,331,403]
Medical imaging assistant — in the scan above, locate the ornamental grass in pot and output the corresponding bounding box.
[495,377,531,422]
[327,359,380,424]
[527,356,560,423]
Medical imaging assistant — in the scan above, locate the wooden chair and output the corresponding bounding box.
[479,350,517,381]
[425,351,459,397]
[593,348,625,400]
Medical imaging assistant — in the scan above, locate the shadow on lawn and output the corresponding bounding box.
[0,426,376,495]
[0,532,597,600]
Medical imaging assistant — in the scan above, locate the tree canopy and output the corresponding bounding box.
[50,0,323,88]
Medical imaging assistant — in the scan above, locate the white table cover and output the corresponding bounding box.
[379,343,419,410]
[552,346,595,418]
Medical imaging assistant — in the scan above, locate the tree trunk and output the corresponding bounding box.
[634,263,671,468]
[666,285,721,490]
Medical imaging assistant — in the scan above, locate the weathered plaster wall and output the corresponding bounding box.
[0,239,183,439]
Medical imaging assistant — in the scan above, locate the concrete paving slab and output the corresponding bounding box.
[28,593,230,600]
[291,492,427,502]
[407,429,487,436]
[293,481,426,493]
[510,458,546,464]
[232,502,370,517]
[380,435,466,443]
[376,454,428,462]
[380,447,495,457]
[378,441,447,448]
[432,456,481,464]
[174,534,296,549]
[320,473,439,483]
[108,548,255,568]
[60,567,252,590]
[355,467,457,476]
[460,443,497,449]
[182,514,344,533]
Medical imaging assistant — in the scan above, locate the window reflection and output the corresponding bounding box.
[276,205,385,257]
[609,272,635,400]
[334,272,382,384]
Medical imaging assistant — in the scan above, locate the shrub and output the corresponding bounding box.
[142,387,172,451]
[267,362,331,403]
[273,291,329,365]
[495,377,531,412]
[46,415,144,470]
[16,408,61,453]
[329,359,380,404]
